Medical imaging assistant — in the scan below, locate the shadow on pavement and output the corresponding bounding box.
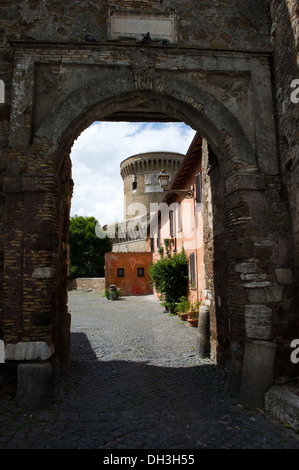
[55,331,231,418]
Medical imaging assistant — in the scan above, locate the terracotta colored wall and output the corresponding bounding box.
[149,144,204,308]
[105,252,153,296]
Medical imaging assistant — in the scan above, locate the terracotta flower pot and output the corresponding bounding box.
[188,318,198,327]
[180,313,188,321]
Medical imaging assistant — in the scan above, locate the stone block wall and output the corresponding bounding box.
[202,140,229,367]
[267,1,299,378]
[269,0,299,304]
[68,278,105,293]
[0,0,272,60]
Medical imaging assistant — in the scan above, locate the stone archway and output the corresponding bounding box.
[2,42,296,409]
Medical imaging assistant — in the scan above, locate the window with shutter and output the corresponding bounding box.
[189,252,196,290]
[195,173,202,204]
[157,225,161,248]
[169,210,174,237]
[150,237,155,252]
[157,212,161,248]
[177,203,182,233]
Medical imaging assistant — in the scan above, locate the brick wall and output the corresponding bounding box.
[105,252,153,296]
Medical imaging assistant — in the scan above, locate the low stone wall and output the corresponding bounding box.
[68,278,105,293]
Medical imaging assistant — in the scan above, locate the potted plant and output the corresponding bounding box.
[175,296,190,321]
[161,301,170,312]
[187,299,203,327]
[187,303,199,327]
[187,310,199,327]
[180,312,188,321]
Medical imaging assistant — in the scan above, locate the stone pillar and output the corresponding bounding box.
[228,344,245,398]
[239,300,277,407]
[196,306,210,359]
[16,362,53,410]
[5,341,57,409]
[58,310,71,365]
[240,339,277,409]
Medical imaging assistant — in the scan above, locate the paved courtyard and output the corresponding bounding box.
[0,291,299,450]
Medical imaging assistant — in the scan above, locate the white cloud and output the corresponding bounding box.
[70,121,196,225]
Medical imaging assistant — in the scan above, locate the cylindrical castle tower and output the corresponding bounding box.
[120,151,184,220]
[105,151,184,252]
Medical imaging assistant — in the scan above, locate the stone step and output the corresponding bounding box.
[265,380,299,431]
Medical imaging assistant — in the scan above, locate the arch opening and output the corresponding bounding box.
[43,88,254,393]
[4,78,295,410]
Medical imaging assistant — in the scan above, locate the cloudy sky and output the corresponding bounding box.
[70,121,196,226]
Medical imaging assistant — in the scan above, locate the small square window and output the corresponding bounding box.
[137,267,144,277]
[117,268,124,277]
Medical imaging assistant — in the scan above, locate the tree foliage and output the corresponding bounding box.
[149,246,189,312]
[69,215,112,279]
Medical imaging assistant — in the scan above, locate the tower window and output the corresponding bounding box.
[132,181,137,190]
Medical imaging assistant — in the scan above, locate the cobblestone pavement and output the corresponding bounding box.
[0,292,299,450]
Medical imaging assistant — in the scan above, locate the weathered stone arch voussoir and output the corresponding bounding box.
[34,70,257,170]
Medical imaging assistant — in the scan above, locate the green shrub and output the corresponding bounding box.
[149,246,189,313]
[69,215,112,279]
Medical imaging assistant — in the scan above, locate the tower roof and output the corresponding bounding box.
[120,151,185,179]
